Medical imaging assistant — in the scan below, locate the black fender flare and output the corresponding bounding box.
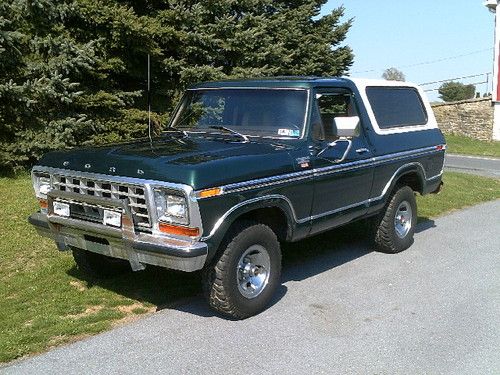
[201,194,297,260]
[380,162,426,202]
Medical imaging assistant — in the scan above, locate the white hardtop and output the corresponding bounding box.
[343,77,438,135]
[346,77,420,89]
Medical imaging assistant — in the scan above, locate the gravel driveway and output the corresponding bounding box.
[3,200,500,375]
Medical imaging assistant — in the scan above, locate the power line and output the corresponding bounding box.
[420,73,491,86]
[398,49,493,70]
[352,48,493,74]
[424,80,488,92]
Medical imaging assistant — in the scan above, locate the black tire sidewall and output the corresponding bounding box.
[221,224,281,317]
[388,187,417,251]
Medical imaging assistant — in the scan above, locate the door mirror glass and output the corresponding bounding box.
[333,116,360,138]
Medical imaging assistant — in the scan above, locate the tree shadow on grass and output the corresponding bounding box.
[66,218,438,319]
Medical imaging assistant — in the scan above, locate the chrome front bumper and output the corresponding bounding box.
[28,191,208,272]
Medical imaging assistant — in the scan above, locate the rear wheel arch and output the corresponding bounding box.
[384,164,426,199]
[372,185,417,253]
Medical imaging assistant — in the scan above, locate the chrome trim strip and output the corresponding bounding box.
[426,171,443,181]
[309,164,443,222]
[200,146,444,197]
[312,146,438,178]
[222,170,314,194]
[307,199,371,221]
[201,160,444,240]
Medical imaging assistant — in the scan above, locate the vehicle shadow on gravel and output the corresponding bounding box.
[66,218,437,319]
[280,221,372,283]
[415,218,436,233]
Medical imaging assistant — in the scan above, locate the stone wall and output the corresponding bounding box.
[431,98,493,141]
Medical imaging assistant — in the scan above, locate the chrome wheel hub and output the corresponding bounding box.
[236,245,271,299]
[394,201,412,239]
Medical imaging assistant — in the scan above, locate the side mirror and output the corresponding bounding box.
[333,116,360,138]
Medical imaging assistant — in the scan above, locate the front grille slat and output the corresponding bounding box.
[54,183,146,199]
[53,175,152,231]
[128,203,148,209]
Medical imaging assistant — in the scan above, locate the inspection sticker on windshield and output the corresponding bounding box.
[278,128,300,137]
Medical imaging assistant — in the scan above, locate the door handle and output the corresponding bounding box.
[356,147,370,154]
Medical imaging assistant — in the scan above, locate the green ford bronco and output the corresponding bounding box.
[29,77,445,319]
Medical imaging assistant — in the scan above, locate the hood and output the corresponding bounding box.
[37,134,302,190]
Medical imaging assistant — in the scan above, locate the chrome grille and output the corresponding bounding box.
[52,175,151,230]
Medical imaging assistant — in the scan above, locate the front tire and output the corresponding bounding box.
[373,185,417,253]
[202,222,282,319]
[72,248,131,278]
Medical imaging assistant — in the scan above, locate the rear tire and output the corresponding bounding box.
[372,185,417,253]
[202,222,281,319]
[72,248,131,278]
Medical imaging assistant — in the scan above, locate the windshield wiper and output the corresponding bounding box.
[164,128,189,138]
[209,125,249,143]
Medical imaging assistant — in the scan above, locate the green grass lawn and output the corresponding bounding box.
[1,172,499,363]
[445,133,500,158]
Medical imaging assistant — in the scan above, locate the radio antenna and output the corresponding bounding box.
[147,53,152,143]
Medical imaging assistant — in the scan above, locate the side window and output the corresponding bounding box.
[313,91,358,141]
[366,87,427,129]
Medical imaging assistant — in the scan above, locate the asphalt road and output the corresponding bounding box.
[445,154,500,178]
[3,200,500,375]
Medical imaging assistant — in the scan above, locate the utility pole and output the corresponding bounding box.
[484,0,500,140]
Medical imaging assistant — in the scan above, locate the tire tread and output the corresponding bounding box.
[202,221,280,319]
[373,185,416,254]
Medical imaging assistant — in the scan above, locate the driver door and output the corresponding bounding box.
[309,88,374,234]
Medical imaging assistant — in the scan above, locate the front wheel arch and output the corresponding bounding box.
[203,198,296,261]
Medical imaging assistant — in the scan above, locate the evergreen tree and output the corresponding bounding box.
[0,0,98,168]
[1,0,353,171]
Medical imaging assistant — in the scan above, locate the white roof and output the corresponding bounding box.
[345,77,421,89]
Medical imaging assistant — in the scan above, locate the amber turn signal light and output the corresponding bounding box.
[158,223,200,237]
[38,199,48,209]
[197,187,222,199]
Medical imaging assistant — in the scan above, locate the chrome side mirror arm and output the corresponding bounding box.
[316,138,352,162]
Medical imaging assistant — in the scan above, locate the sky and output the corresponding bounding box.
[321,1,495,101]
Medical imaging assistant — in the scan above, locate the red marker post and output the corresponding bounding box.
[485,0,500,140]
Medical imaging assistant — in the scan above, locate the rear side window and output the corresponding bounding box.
[366,87,427,129]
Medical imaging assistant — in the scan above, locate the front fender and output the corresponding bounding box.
[201,194,298,261]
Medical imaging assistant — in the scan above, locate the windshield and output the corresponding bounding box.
[170,88,308,138]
